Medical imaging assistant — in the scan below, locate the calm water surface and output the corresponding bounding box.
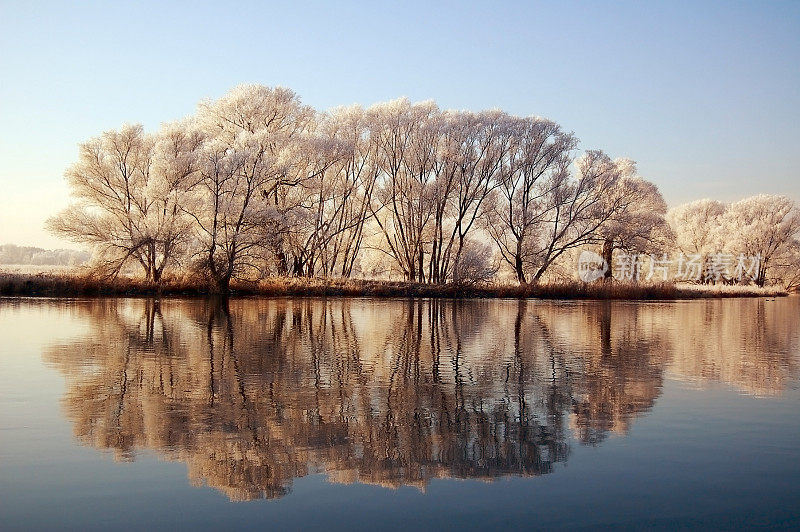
[1,297,799,530]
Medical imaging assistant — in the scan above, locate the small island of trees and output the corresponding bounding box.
[25,84,800,296]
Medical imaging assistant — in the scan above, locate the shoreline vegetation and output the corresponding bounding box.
[0,271,788,299]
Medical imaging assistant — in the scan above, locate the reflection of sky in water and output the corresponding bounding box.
[1,298,799,530]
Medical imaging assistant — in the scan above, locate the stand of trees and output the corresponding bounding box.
[667,195,800,288]
[47,84,800,291]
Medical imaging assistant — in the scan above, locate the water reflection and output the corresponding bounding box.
[42,297,799,501]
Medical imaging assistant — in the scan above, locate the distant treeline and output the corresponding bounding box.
[0,244,89,266]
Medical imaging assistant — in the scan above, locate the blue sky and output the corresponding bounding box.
[1,0,798,248]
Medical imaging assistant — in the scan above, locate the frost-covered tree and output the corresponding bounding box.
[306,105,381,277]
[146,120,205,278]
[437,110,515,282]
[364,104,522,283]
[666,199,726,256]
[187,85,341,290]
[369,98,439,282]
[666,198,727,283]
[593,159,672,279]
[769,240,800,290]
[721,194,800,286]
[517,150,637,283]
[47,123,200,281]
[451,239,498,285]
[483,116,576,283]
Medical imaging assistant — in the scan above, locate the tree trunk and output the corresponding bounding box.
[273,243,288,276]
[418,248,425,283]
[756,261,767,287]
[515,254,526,284]
[602,238,614,281]
[215,274,231,294]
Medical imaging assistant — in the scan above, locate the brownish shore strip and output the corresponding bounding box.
[0,272,788,299]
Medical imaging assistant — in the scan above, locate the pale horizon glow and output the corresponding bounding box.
[1,0,798,249]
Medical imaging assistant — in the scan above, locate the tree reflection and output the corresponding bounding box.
[43,297,799,500]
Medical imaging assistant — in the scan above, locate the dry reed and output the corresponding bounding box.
[0,271,788,299]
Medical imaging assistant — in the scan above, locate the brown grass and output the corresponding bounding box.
[0,272,788,299]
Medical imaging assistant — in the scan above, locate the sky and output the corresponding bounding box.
[1,0,798,249]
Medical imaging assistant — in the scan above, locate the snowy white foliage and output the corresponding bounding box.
[667,195,800,287]
[667,199,726,255]
[47,84,799,289]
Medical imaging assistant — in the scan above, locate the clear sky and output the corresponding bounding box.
[1,0,798,249]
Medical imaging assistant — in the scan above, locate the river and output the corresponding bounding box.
[1,297,799,529]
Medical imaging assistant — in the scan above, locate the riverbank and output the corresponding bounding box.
[0,272,788,299]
